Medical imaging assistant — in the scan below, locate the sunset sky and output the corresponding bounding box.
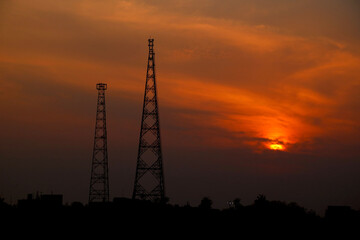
[1,0,359,213]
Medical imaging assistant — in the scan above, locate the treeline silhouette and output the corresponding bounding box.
[1,194,359,231]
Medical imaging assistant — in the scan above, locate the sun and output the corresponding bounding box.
[269,143,284,151]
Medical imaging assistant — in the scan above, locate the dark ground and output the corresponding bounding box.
[1,194,359,237]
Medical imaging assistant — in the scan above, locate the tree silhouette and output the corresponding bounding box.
[254,194,268,207]
[233,198,242,210]
[199,197,213,209]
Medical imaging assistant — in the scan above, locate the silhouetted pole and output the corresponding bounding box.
[133,39,165,201]
[89,83,109,203]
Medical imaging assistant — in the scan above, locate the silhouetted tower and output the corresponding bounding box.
[133,39,165,201]
[89,83,109,203]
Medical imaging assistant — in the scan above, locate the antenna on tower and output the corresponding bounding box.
[89,83,110,203]
[133,38,165,202]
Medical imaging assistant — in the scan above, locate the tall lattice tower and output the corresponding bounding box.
[133,39,165,201]
[89,83,109,203]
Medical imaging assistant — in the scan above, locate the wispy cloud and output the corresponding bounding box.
[0,0,359,156]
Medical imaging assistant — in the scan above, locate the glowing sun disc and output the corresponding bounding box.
[269,144,284,150]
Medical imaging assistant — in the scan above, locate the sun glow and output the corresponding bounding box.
[264,129,289,151]
[269,143,284,150]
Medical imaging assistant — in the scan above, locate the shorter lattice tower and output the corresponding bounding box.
[89,83,109,203]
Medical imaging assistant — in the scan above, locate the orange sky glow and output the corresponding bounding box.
[0,0,359,210]
[1,1,358,154]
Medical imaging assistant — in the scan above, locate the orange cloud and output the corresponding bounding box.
[0,0,359,156]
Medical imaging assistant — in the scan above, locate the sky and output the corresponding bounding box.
[0,0,359,213]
